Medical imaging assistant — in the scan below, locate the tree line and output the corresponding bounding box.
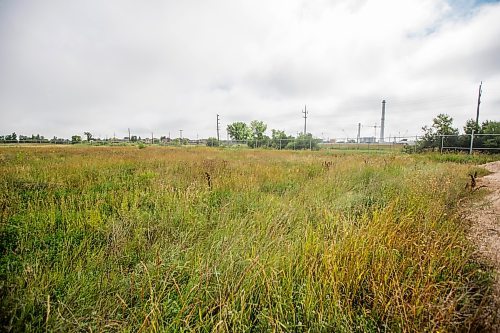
[206,120,321,150]
[418,114,500,152]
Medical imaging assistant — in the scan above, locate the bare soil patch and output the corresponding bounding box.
[467,161,500,330]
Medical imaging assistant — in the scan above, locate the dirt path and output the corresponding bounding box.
[467,161,500,330]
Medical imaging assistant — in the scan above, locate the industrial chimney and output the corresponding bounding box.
[380,100,386,143]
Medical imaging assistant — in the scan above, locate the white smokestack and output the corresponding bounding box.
[380,100,386,142]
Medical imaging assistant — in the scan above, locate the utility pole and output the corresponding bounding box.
[151,132,154,144]
[179,129,183,140]
[357,123,361,143]
[128,128,131,141]
[216,114,220,142]
[475,81,482,128]
[302,105,308,135]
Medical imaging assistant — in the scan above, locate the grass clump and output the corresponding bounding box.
[0,146,493,332]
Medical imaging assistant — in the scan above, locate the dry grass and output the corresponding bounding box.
[0,146,493,332]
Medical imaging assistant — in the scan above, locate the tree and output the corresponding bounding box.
[5,132,17,141]
[432,114,459,136]
[482,121,500,134]
[481,121,500,148]
[419,114,458,151]
[250,120,267,140]
[84,132,92,141]
[242,120,269,148]
[72,135,82,143]
[227,122,251,141]
[463,119,480,135]
[271,129,292,149]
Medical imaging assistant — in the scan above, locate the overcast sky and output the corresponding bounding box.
[0,0,499,140]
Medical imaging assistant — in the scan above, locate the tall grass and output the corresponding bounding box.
[0,146,492,332]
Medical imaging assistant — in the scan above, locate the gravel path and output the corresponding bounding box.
[468,161,500,330]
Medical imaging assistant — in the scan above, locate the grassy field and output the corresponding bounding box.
[0,146,495,332]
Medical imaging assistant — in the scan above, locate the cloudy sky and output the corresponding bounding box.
[1,0,499,140]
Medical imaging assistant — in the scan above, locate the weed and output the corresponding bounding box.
[0,146,494,332]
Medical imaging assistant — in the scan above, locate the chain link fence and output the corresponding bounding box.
[1,134,499,154]
[438,133,500,153]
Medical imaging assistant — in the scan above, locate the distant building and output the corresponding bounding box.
[360,137,376,143]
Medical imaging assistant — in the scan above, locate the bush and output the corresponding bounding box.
[285,134,320,150]
[247,137,271,148]
[206,137,220,147]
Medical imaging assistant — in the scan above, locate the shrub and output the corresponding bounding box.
[206,137,220,147]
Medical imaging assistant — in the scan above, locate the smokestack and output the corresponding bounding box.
[380,100,386,142]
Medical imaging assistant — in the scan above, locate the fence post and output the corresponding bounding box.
[440,135,444,154]
[469,130,474,155]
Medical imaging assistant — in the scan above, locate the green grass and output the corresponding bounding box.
[0,146,494,332]
[423,151,500,164]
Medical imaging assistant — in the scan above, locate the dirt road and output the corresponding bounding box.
[468,161,500,330]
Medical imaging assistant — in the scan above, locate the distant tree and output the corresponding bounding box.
[227,122,251,141]
[482,121,500,134]
[481,121,500,148]
[271,129,292,149]
[130,135,138,142]
[417,114,500,153]
[432,114,459,136]
[246,120,269,148]
[172,138,188,145]
[250,120,267,140]
[72,135,82,143]
[419,114,459,151]
[5,132,17,141]
[271,129,287,140]
[463,119,480,135]
[286,133,320,150]
[84,132,92,141]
